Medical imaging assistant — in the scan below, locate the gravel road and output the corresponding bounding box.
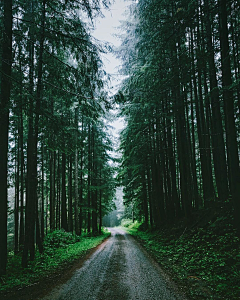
[42,228,185,300]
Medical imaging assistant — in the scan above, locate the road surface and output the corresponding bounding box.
[42,228,185,300]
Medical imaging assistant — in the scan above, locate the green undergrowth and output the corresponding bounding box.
[0,229,110,293]
[122,207,240,300]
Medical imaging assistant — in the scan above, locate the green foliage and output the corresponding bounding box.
[43,229,80,248]
[99,227,110,235]
[0,231,110,293]
[121,218,133,228]
[125,210,240,300]
[128,221,142,230]
[121,219,142,230]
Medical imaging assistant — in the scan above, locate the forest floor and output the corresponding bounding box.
[123,202,240,300]
[0,231,110,300]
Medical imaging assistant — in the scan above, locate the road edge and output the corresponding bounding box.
[0,234,111,300]
[122,228,189,300]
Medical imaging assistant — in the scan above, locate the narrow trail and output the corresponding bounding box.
[41,228,186,300]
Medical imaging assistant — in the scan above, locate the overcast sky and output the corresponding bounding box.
[93,0,127,81]
[92,0,130,136]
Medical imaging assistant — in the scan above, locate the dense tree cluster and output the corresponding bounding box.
[117,0,240,229]
[0,0,115,275]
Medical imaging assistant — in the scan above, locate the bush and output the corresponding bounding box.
[43,229,80,249]
[121,219,142,230]
[121,219,133,228]
[130,221,142,230]
[128,220,142,230]
[100,227,110,235]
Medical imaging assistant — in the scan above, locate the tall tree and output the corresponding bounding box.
[0,0,12,276]
[117,0,240,229]
[219,0,240,230]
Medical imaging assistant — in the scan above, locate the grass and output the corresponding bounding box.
[121,207,240,300]
[0,229,110,293]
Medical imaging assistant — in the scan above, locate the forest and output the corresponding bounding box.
[0,0,240,299]
[0,0,116,277]
[117,0,240,229]
[115,0,240,297]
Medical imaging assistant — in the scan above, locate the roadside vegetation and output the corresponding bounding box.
[0,229,110,295]
[121,207,240,300]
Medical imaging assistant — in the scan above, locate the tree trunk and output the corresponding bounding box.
[219,0,240,231]
[0,0,12,276]
[79,118,84,235]
[22,0,46,266]
[41,141,44,240]
[50,149,56,231]
[91,127,98,234]
[87,122,92,233]
[74,108,79,234]
[56,151,61,230]
[203,0,229,202]
[146,165,153,227]
[98,170,102,234]
[19,97,25,249]
[61,152,68,231]
[68,155,73,232]
[22,0,35,268]
[154,118,165,223]
[34,0,46,253]
[191,25,215,203]
[189,74,199,209]
[173,47,192,219]
[14,132,20,254]
[141,170,149,228]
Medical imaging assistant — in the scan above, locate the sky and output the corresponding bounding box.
[93,0,127,79]
[92,0,130,136]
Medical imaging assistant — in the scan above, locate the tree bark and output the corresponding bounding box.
[74,108,79,234]
[14,132,20,254]
[61,152,68,231]
[203,0,229,202]
[91,127,98,234]
[146,165,153,227]
[219,0,240,231]
[141,170,149,228]
[68,155,73,232]
[98,170,102,234]
[173,44,192,219]
[0,0,12,276]
[19,101,25,249]
[87,122,92,233]
[189,74,200,209]
[41,140,44,240]
[79,117,84,235]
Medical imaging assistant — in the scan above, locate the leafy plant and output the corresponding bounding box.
[43,230,80,249]
[121,219,133,228]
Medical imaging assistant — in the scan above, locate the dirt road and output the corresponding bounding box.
[42,228,185,300]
